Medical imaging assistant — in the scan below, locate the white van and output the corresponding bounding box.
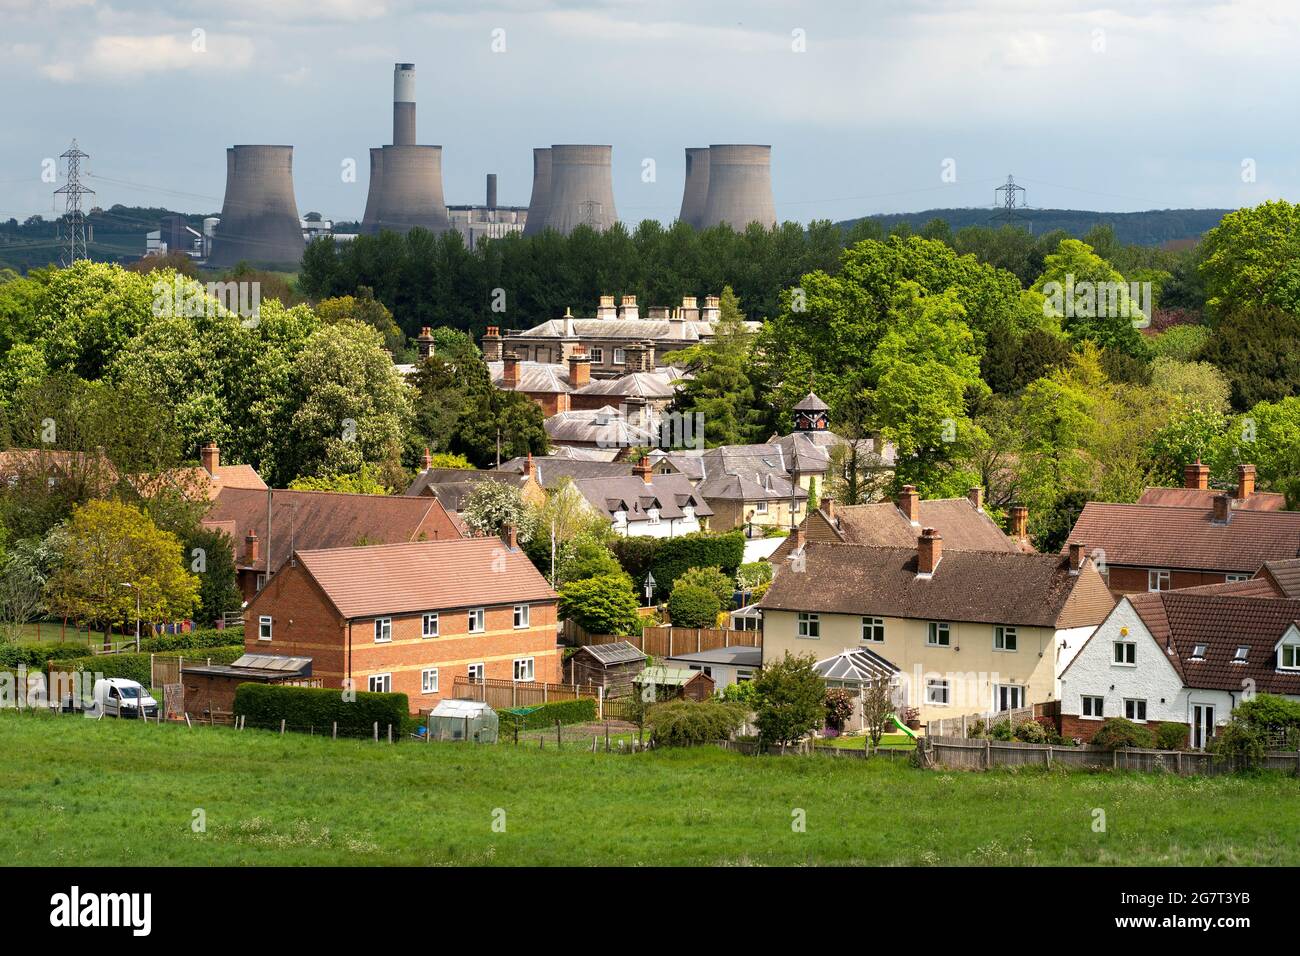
[94,678,159,719]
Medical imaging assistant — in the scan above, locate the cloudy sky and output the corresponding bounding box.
[2,0,1297,225]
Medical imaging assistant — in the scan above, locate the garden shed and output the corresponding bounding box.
[425,698,499,743]
[634,665,715,702]
[565,641,647,696]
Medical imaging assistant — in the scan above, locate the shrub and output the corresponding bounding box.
[735,561,772,592]
[752,652,825,748]
[674,565,734,607]
[989,719,1013,741]
[496,697,596,732]
[721,680,760,708]
[1208,720,1267,770]
[824,688,854,729]
[1012,720,1049,744]
[58,645,247,688]
[1233,693,1300,731]
[557,573,642,635]
[609,531,745,599]
[644,700,747,746]
[234,683,409,735]
[966,719,988,739]
[1155,722,1190,750]
[667,584,721,628]
[1090,717,1154,751]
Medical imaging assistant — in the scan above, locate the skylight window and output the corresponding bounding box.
[1191,644,1207,659]
[1233,646,1249,662]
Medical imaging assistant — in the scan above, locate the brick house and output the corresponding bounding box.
[569,456,712,538]
[1138,461,1285,511]
[1062,496,1300,596]
[1059,587,1300,747]
[204,487,463,602]
[758,532,1115,724]
[404,453,546,513]
[243,533,560,713]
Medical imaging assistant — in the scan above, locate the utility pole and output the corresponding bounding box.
[54,140,94,267]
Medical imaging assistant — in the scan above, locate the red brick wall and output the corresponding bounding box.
[244,563,560,713]
[1059,713,1189,746]
[1105,565,1229,596]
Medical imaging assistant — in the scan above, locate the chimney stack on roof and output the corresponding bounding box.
[821,495,836,523]
[898,485,921,526]
[1185,460,1210,490]
[635,455,653,484]
[244,530,260,566]
[201,441,220,476]
[619,295,639,321]
[421,447,433,470]
[1212,492,1232,524]
[1009,504,1029,542]
[597,295,617,320]
[967,486,983,512]
[503,523,517,551]
[483,326,503,362]
[917,527,942,576]
[502,351,520,387]
[1236,463,1256,499]
[794,523,806,553]
[417,326,435,360]
[1068,541,1085,574]
[568,349,591,388]
[522,453,534,479]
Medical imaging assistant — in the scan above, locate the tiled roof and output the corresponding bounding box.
[1138,486,1286,511]
[487,360,572,394]
[404,467,531,504]
[499,456,633,489]
[758,542,1114,629]
[1128,591,1300,694]
[203,487,460,573]
[295,538,556,620]
[544,406,655,446]
[571,371,680,399]
[1064,502,1300,573]
[513,318,702,341]
[793,392,829,412]
[1177,558,1300,599]
[570,473,712,521]
[213,463,267,491]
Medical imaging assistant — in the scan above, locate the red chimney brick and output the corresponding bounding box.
[917,527,942,575]
[502,524,517,551]
[1009,504,1029,541]
[1184,460,1209,490]
[1212,492,1231,524]
[967,486,983,512]
[502,351,519,387]
[522,453,534,479]
[1236,463,1256,499]
[421,447,433,470]
[201,441,219,475]
[568,351,591,387]
[1068,541,1084,573]
[635,455,653,484]
[821,495,836,522]
[898,485,920,525]
[244,530,260,566]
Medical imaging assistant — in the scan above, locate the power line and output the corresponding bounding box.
[53,140,94,266]
[990,174,1029,229]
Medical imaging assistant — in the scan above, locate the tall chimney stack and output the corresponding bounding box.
[502,351,520,387]
[898,485,921,525]
[635,455,653,484]
[393,62,416,146]
[1236,463,1256,499]
[1184,460,1210,490]
[486,173,498,210]
[967,486,984,512]
[1009,504,1029,542]
[1212,492,1231,524]
[483,326,503,362]
[917,527,942,576]
[1068,541,1084,574]
[244,530,260,566]
[568,349,591,388]
[200,441,220,476]
[417,326,435,360]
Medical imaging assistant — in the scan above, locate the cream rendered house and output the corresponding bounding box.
[758,531,1115,726]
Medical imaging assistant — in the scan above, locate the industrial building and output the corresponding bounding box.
[448,173,527,250]
[207,145,307,268]
[361,63,451,236]
[527,144,617,235]
[690,144,777,231]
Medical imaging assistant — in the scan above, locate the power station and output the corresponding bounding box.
[208,145,306,269]
[532,144,618,235]
[522,147,551,237]
[696,144,777,231]
[361,63,450,236]
[678,147,710,229]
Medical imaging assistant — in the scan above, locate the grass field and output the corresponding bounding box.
[2,711,1296,866]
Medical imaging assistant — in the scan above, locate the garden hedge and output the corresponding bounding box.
[0,626,243,670]
[234,683,410,735]
[611,531,745,599]
[54,645,247,688]
[496,697,597,731]
[667,584,722,628]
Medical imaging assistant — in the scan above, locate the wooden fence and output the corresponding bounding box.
[920,735,1300,776]
[451,676,602,711]
[576,626,760,658]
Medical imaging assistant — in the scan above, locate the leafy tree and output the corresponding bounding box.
[1033,239,1150,358]
[672,565,733,607]
[45,500,199,646]
[0,549,44,643]
[1199,199,1300,318]
[556,573,642,636]
[1151,324,1210,362]
[315,287,405,355]
[1198,305,1300,410]
[287,463,393,495]
[666,583,721,628]
[460,480,536,542]
[860,675,896,750]
[751,651,826,749]
[644,699,747,746]
[183,525,241,627]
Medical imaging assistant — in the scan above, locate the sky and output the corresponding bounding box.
[2,0,1297,225]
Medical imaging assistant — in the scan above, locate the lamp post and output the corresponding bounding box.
[120,582,141,652]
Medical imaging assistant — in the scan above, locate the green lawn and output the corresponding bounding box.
[821,732,916,750]
[1,711,1295,866]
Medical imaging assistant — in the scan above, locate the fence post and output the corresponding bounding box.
[332,721,337,739]
[373,722,379,742]
[597,685,604,721]
[556,720,562,749]
[388,723,393,744]
[984,738,991,770]
[696,629,701,653]
[279,718,285,735]
[961,713,967,737]
[1045,744,1052,768]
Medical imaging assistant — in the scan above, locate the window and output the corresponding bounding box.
[647,508,661,525]
[753,500,768,514]
[1225,573,1250,583]
[588,347,603,364]
[513,604,529,629]
[926,679,950,705]
[255,573,267,591]
[928,622,951,647]
[1191,643,1207,659]
[1124,698,1147,722]
[613,509,627,526]
[467,663,485,682]
[374,618,392,643]
[1233,645,1249,662]
[1081,695,1104,719]
[995,684,1024,711]
[368,673,391,693]
[613,347,627,365]
[422,613,439,638]
[468,607,485,633]
[513,658,534,682]
[1148,569,1171,592]
[994,625,1018,652]
[861,616,885,643]
[1114,640,1136,665]
[421,668,439,695]
[258,615,272,642]
[735,670,754,683]
[1281,644,1300,670]
[682,505,695,521]
[796,612,820,639]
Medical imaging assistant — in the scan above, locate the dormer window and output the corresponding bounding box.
[1232,645,1249,663]
[647,508,661,525]
[682,505,694,520]
[1280,643,1300,670]
[613,509,627,524]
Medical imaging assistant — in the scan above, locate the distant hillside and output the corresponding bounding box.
[837,207,1232,247]
[0,205,214,273]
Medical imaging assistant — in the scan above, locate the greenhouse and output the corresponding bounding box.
[425,698,499,743]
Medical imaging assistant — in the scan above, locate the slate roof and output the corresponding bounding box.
[499,456,634,489]
[486,360,573,394]
[294,538,556,620]
[571,370,680,400]
[1064,502,1300,573]
[569,473,712,522]
[544,406,655,447]
[404,466,532,505]
[1138,486,1286,511]
[1126,591,1300,695]
[793,392,829,412]
[758,541,1115,629]
[665,645,763,668]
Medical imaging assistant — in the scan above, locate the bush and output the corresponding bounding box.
[1012,720,1049,743]
[824,688,854,729]
[673,565,734,607]
[667,584,721,628]
[1090,717,1155,751]
[234,683,409,735]
[557,573,642,635]
[57,645,246,688]
[752,651,825,748]
[1233,693,1300,731]
[0,626,242,669]
[1155,722,1190,750]
[990,719,1013,741]
[1208,720,1267,769]
[496,697,596,732]
[966,719,988,739]
[644,700,747,746]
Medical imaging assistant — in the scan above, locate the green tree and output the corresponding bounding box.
[288,463,393,495]
[556,573,642,636]
[183,524,241,627]
[1199,199,1300,318]
[667,583,722,628]
[460,480,536,541]
[1033,238,1150,358]
[315,287,405,355]
[751,651,827,749]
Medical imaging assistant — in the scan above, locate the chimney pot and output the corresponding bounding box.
[1009,504,1029,541]
[1236,463,1256,499]
[502,523,517,551]
[898,485,921,525]
[483,326,503,362]
[1068,541,1084,573]
[421,447,433,470]
[200,441,220,475]
[568,351,591,388]
[635,455,653,484]
[1184,460,1210,491]
[1212,492,1231,524]
[417,326,435,361]
[917,527,942,575]
[821,495,836,522]
[967,486,983,512]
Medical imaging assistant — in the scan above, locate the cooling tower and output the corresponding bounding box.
[208,145,306,269]
[522,147,551,236]
[538,145,617,235]
[698,144,777,230]
[361,62,450,236]
[678,147,710,228]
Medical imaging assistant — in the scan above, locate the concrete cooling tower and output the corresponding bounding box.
[208,145,306,269]
[522,147,551,236]
[361,63,450,236]
[698,144,777,230]
[678,147,710,228]
[536,145,617,235]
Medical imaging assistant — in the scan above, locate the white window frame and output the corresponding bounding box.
[1124,698,1148,722]
[995,684,1025,711]
[753,500,768,514]
[796,612,820,639]
[1232,645,1249,663]
[421,668,439,695]
[467,662,485,682]
[374,617,392,643]
[513,604,530,629]
[255,573,267,591]
[1081,695,1104,719]
[994,625,1018,652]
[1148,569,1171,592]
[612,347,627,365]
[926,678,951,706]
[861,616,885,643]
[468,607,485,634]
[682,505,695,521]
[928,621,951,647]
[513,657,535,682]
[422,612,439,638]
[1114,640,1136,665]
[646,508,661,525]
[1280,643,1300,670]
[368,673,391,693]
[1191,643,1207,659]
[1225,573,1250,583]
[258,615,272,642]
[588,347,604,364]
